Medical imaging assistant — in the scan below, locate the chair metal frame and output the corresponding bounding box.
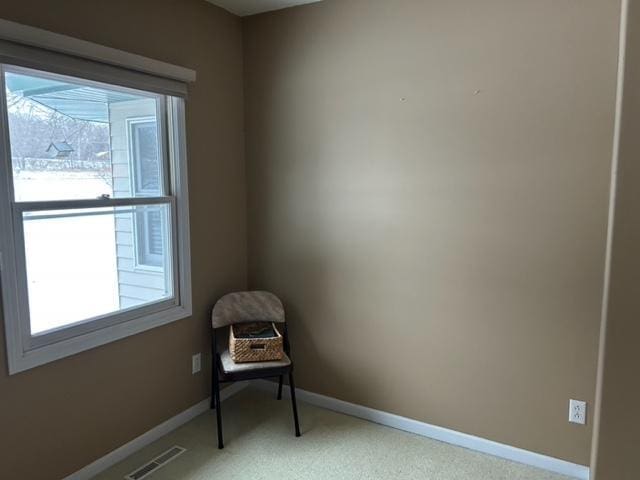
[210,293,301,449]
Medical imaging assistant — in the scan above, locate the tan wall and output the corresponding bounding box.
[593,1,640,478]
[244,0,620,465]
[0,1,246,479]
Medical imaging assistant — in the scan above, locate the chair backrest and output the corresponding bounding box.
[211,291,285,329]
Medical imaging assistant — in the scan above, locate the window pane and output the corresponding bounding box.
[5,66,163,202]
[22,204,173,335]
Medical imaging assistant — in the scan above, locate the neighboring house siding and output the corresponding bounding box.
[109,99,166,309]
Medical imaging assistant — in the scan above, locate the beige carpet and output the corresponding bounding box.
[96,387,571,480]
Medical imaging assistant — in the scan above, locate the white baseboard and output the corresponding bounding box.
[63,379,589,480]
[252,380,589,480]
[63,382,248,480]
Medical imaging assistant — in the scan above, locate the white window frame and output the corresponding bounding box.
[0,63,192,375]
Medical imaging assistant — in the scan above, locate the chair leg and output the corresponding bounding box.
[289,372,301,437]
[277,375,283,400]
[210,358,216,410]
[213,361,224,449]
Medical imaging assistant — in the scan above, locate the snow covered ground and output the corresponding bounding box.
[15,171,120,334]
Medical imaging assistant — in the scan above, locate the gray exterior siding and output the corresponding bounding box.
[109,99,167,309]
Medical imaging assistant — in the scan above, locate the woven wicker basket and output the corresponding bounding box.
[229,322,283,363]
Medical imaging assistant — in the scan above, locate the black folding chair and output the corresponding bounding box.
[210,291,301,449]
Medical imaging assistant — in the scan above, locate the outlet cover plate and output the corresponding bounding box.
[192,353,201,374]
[569,399,587,425]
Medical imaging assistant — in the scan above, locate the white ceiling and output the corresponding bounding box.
[207,0,323,17]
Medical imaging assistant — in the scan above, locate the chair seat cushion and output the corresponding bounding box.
[219,349,291,374]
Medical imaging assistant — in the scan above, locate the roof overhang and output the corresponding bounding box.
[5,71,142,123]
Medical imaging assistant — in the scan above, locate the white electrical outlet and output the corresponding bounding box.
[192,353,201,374]
[569,399,587,425]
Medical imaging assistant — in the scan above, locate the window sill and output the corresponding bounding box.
[6,302,192,375]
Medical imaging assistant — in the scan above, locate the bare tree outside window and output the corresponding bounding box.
[7,92,113,201]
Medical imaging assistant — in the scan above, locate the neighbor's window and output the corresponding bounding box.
[128,117,166,269]
[0,63,191,374]
[135,207,166,268]
[129,118,161,196]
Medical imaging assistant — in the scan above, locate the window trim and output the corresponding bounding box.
[0,18,196,84]
[0,66,192,375]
